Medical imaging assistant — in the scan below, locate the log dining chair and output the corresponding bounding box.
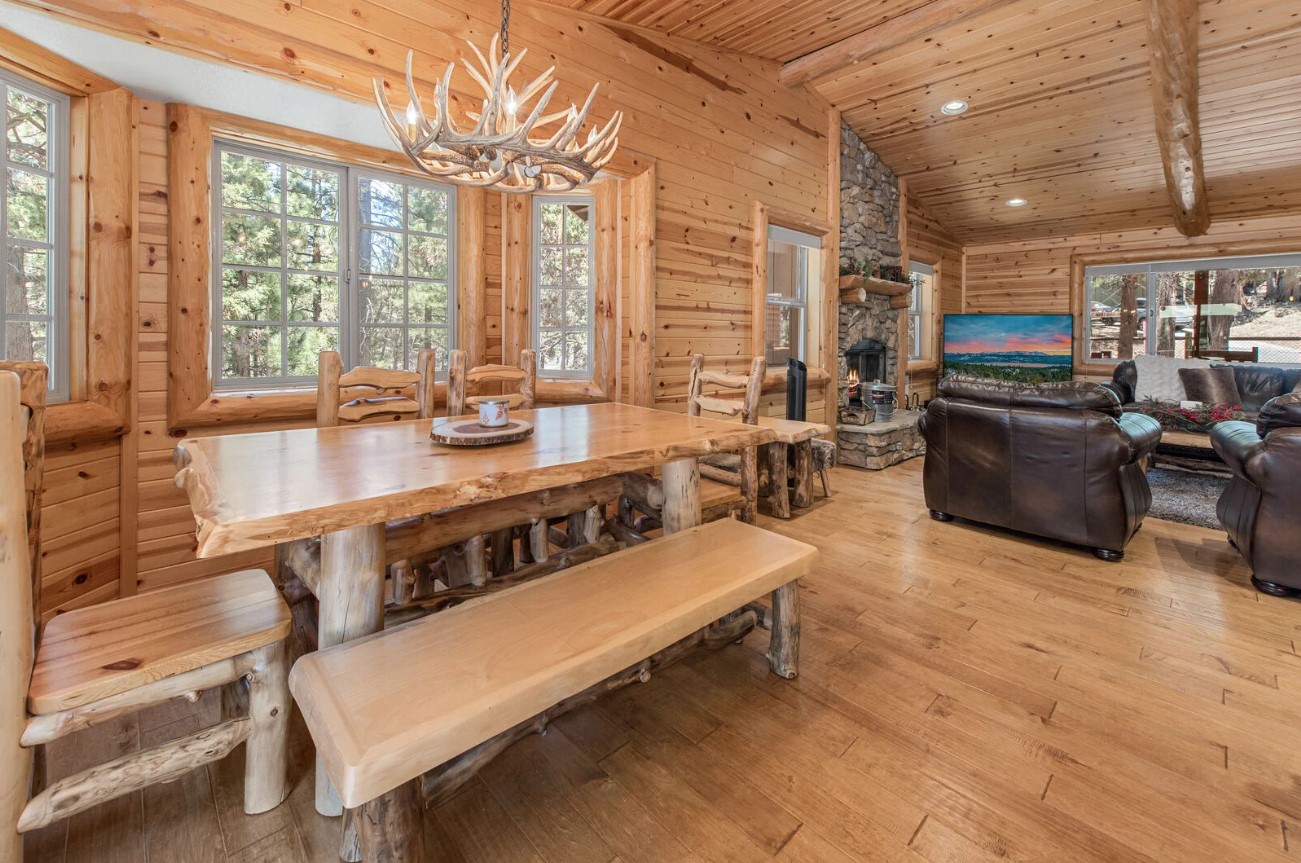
[316,349,439,427]
[1,371,292,863]
[445,349,548,573]
[690,354,768,524]
[309,349,441,608]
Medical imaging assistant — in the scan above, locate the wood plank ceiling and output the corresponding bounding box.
[538,0,1301,244]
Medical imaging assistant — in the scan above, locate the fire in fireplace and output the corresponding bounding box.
[845,339,888,405]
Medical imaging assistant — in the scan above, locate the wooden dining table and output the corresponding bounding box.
[172,401,775,816]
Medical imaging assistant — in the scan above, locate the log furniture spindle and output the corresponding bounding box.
[290,519,816,863]
[316,349,440,427]
[1,372,292,863]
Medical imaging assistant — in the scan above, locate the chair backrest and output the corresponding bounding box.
[0,363,46,628]
[446,349,537,417]
[316,351,438,427]
[686,354,766,425]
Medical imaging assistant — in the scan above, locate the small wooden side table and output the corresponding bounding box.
[756,416,833,518]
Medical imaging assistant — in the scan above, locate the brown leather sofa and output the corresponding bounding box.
[919,376,1163,560]
[1211,393,1301,596]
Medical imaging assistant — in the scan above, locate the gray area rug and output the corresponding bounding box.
[1146,466,1229,530]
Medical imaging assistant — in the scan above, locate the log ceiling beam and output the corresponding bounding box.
[779,0,1022,87]
[1145,0,1210,237]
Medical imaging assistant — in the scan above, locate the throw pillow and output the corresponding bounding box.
[1179,366,1241,407]
[1132,354,1212,402]
[1216,363,1285,413]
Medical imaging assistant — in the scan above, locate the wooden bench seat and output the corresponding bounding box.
[28,568,290,714]
[289,517,816,843]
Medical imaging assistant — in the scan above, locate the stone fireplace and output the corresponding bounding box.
[836,122,901,428]
[833,123,925,469]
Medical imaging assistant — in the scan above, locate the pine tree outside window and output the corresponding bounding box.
[213,139,455,387]
[532,197,594,376]
[2,69,69,399]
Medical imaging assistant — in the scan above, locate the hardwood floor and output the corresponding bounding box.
[28,459,1301,862]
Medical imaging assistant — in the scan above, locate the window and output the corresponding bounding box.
[1085,252,1301,364]
[533,197,593,376]
[2,70,68,400]
[213,140,454,387]
[908,262,934,361]
[765,225,821,365]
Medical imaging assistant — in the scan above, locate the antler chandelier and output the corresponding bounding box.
[374,0,622,193]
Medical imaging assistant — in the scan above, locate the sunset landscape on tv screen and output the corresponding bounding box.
[943,314,1073,383]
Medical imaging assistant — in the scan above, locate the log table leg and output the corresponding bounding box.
[768,581,800,679]
[243,641,290,814]
[661,457,701,533]
[316,521,386,856]
[358,780,425,863]
[763,442,790,519]
[791,440,814,510]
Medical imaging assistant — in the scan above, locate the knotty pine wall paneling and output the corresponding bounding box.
[904,194,963,401]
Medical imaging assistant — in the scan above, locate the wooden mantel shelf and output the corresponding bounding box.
[839,274,911,304]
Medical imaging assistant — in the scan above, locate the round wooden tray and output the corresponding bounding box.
[430,418,535,446]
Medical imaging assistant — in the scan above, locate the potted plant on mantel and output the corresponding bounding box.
[839,258,911,303]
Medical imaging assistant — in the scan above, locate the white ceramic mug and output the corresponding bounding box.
[478,397,510,428]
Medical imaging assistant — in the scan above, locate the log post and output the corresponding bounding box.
[317,523,386,817]
[464,535,487,588]
[740,446,760,524]
[0,372,33,863]
[488,528,514,576]
[1145,0,1210,237]
[446,349,468,417]
[768,581,801,679]
[358,781,425,863]
[243,641,290,814]
[660,458,701,534]
[528,518,549,563]
[763,443,790,519]
[791,440,814,509]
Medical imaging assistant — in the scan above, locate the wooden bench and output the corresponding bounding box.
[289,518,818,862]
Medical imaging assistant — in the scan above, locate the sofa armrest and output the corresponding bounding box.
[1211,421,1266,480]
[1117,412,1162,461]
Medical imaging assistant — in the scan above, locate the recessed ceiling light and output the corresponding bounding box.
[940,100,969,116]
[1005,197,1028,208]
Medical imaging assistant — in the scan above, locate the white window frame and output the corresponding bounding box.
[765,224,819,363]
[1,69,70,401]
[531,194,595,378]
[908,261,934,361]
[211,139,456,388]
[1084,252,1301,358]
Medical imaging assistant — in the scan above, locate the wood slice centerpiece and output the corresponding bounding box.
[430,418,535,447]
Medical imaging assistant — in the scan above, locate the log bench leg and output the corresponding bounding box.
[243,641,290,814]
[763,442,790,519]
[317,523,386,822]
[791,440,814,509]
[767,581,800,679]
[358,781,425,863]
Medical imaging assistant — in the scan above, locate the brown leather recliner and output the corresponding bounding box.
[1211,393,1301,596]
[919,376,1163,560]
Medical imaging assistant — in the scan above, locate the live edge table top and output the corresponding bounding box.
[173,402,776,558]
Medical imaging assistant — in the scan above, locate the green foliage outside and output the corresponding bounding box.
[944,362,1073,384]
[4,83,55,368]
[535,201,591,373]
[219,150,452,380]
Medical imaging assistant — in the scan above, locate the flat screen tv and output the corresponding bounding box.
[942,314,1073,383]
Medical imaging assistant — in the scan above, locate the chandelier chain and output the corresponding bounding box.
[501,0,511,58]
